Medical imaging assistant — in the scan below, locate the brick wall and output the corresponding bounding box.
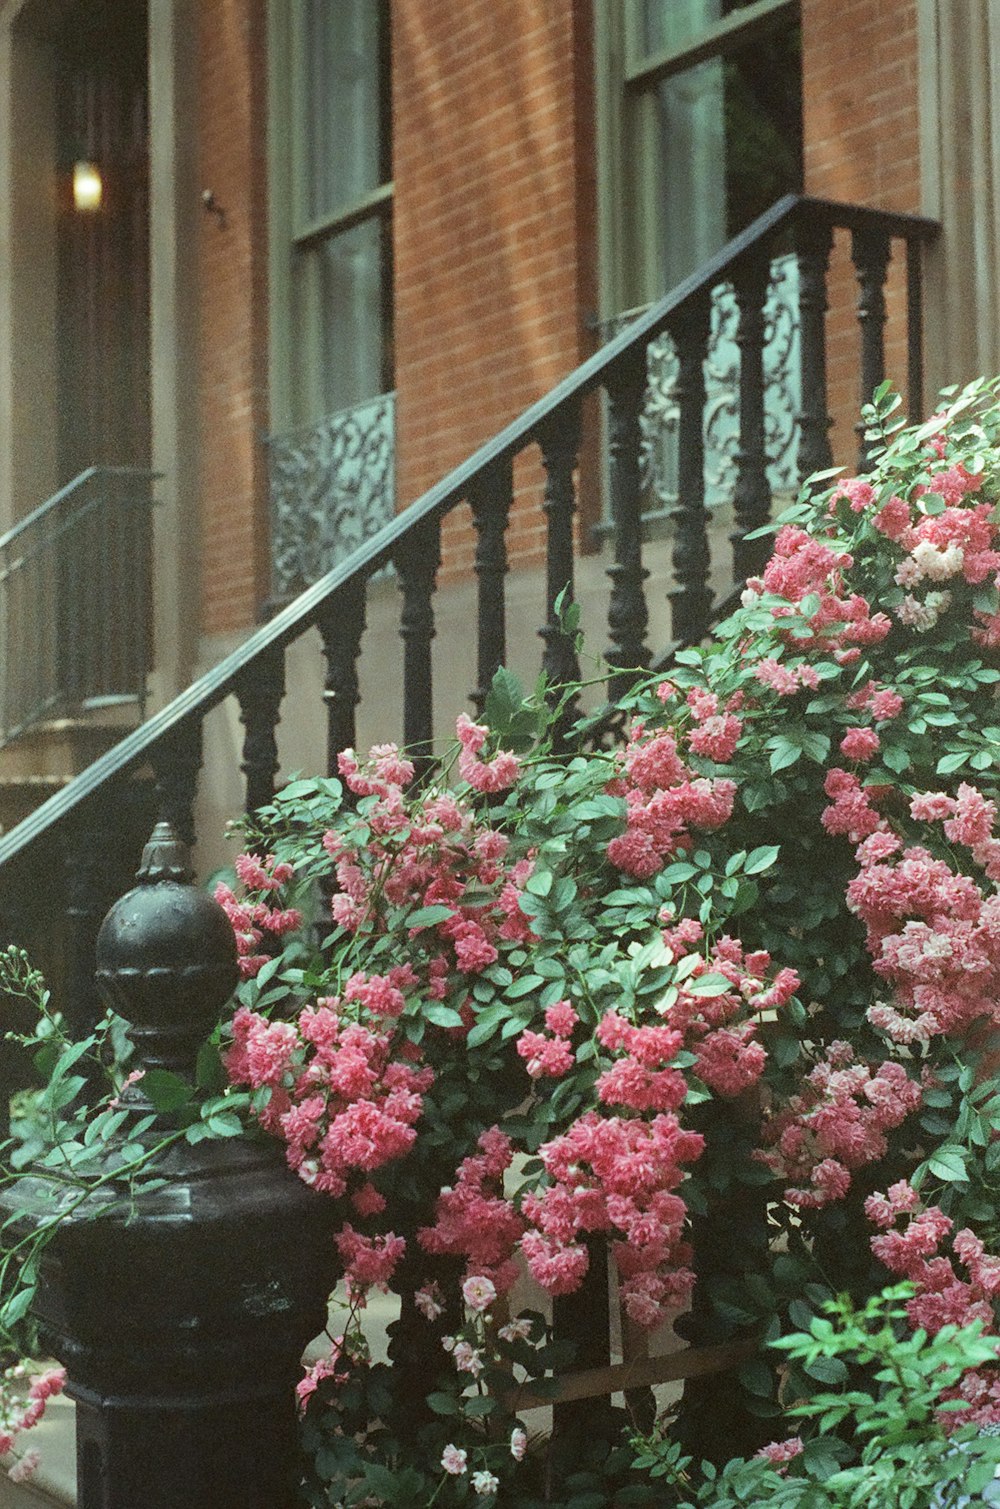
[801,0,923,461]
[189,0,927,637]
[392,0,598,580]
[197,0,270,637]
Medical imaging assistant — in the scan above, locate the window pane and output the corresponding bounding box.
[295,218,388,417]
[299,0,389,223]
[654,59,726,288]
[639,1,721,57]
[641,25,802,295]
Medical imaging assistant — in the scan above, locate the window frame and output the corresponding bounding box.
[595,0,800,320]
[268,0,393,433]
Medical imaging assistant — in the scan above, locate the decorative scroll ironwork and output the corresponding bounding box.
[267,394,396,599]
[602,254,800,520]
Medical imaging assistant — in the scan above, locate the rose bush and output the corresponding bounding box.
[9,376,1000,1505]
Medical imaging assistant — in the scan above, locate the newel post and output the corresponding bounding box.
[0,823,338,1509]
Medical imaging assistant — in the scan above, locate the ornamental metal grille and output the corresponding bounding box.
[602,253,800,523]
[266,392,396,599]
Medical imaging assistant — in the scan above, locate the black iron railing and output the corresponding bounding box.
[0,467,157,748]
[266,392,396,602]
[0,195,938,1048]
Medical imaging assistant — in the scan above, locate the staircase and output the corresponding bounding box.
[0,193,938,1047]
[0,467,157,850]
[0,193,939,1503]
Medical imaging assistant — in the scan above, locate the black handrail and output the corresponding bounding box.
[0,193,938,872]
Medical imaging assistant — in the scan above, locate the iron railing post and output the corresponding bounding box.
[0,824,338,1509]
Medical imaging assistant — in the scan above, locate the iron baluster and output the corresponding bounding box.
[852,227,892,470]
[0,824,339,1509]
[731,255,773,583]
[551,1239,615,1448]
[468,455,513,717]
[668,294,713,646]
[795,218,835,482]
[317,578,368,777]
[605,354,651,698]
[537,402,583,722]
[236,644,286,816]
[396,517,441,776]
[62,800,120,1047]
[149,719,203,850]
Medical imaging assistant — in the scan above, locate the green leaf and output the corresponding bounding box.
[928,1146,969,1183]
[462,1393,495,1417]
[799,730,831,763]
[685,973,732,998]
[422,1003,465,1029]
[604,888,655,907]
[882,744,910,773]
[205,1111,244,1137]
[196,1040,227,1093]
[404,904,455,929]
[425,1390,461,1415]
[744,845,780,875]
[936,751,971,775]
[506,974,546,999]
[804,1355,849,1384]
[549,876,579,912]
[1,1285,35,1328]
[138,1069,193,1113]
[769,742,802,773]
[484,667,526,737]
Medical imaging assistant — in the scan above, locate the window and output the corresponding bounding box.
[598,0,802,315]
[267,0,395,597]
[270,0,392,429]
[595,2,804,528]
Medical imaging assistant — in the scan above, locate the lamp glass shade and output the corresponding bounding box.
[72,160,103,212]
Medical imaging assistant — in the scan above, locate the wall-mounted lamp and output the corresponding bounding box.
[72,160,103,212]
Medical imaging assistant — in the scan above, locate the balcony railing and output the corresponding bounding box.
[0,467,158,748]
[266,393,395,601]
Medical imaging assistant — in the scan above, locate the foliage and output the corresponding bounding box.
[10,377,1000,1503]
[210,376,1000,1503]
[633,1284,1000,1507]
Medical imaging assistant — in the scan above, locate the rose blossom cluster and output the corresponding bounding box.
[832,453,1000,646]
[866,1182,1000,1427]
[0,1366,66,1484]
[846,789,1000,1044]
[606,716,737,879]
[756,1040,921,1208]
[504,939,798,1327]
[323,739,532,977]
[418,1126,526,1296]
[519,1108,705,1328]
[214,851,302,979]
[224,977,433,1293]
[742,523,892,658]
[456,712,520,793]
